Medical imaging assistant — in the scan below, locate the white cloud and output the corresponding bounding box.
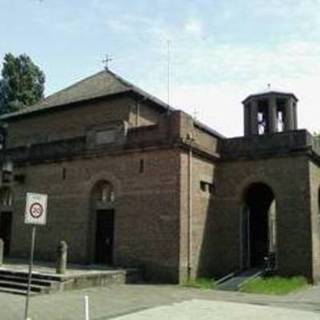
[144,40,320,137]
[26,0,320,137]
[184,20,203,36]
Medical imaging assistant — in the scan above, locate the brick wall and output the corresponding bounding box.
[10,148,181,282]
[211,155,313,280]
[179,151,217,282]
[6,95,166,148]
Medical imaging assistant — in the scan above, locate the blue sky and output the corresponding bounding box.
[1,0,320,136]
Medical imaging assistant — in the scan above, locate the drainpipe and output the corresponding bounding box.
[135,100,140,127]
[187,132,194,280]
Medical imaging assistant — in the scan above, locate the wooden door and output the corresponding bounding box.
[94,210,114,264]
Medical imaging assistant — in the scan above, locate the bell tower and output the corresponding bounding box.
[242,91,298,136]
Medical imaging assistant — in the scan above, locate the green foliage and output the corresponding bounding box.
[182,277,217,290]
[0,53,45,114]
[240,276,308,295]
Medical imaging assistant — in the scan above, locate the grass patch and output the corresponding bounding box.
[182,277,217,290]
[240,276,308,295]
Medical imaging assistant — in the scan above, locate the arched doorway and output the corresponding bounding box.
[242,183,276,268]
[0,187,13,256]
[91,181,115,264]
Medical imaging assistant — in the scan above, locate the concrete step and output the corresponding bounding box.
[0,266,143,295]
[0,279,50,293]
[0,287,37,296]
[0,269,61,282]
[0,273,54,286]
[0,269,61,296]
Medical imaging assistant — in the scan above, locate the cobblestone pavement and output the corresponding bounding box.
[1,284,320,320]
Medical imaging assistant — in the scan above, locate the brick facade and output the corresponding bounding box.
[0,71,320,283]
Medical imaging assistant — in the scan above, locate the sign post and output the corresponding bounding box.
[24,193,48,320]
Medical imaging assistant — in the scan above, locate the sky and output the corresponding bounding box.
[1,0,320,137]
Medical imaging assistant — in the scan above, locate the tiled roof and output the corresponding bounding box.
[0,69,224,138]
[0,70,133,119]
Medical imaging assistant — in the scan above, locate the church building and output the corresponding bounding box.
[0,69,319,283]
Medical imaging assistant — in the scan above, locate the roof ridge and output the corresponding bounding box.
[107,69,174,111]
[41,70,122,104]
[106,69,135,89]
[0,69,225,138]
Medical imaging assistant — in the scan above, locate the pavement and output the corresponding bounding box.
[1,284,320,320]
[114,299,320,320]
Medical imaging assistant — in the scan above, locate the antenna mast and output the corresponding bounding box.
[167,40,171,108]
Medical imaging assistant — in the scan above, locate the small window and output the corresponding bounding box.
[208,183,215,194]
[0,187,13,206]
[200,181,207,192]
[139,159,144,173]
[92,181,115,203]
[0,127,6,150]
[200,181,215,195]
[2,161,13,183]
[96,129,116,145]
[62,168,66,180]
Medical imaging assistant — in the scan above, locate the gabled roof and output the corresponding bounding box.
[0,69,173,120]
[0,69,224,139]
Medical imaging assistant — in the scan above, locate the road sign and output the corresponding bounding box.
[25,193,48,225]
[24,192,48,319]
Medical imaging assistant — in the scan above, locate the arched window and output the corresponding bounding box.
[92,181,114,204]
[0,187,13,206]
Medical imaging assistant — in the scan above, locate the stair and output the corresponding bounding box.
[0,266,142,296]
[0,270,60,296]
[217,268,265,291]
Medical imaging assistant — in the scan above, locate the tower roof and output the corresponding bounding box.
[242,90,298,105]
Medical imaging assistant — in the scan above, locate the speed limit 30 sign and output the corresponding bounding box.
[25,193,48,225]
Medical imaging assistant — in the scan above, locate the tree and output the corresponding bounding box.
[0,53,45,114]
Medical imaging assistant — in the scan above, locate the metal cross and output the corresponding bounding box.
[102,55,113,70]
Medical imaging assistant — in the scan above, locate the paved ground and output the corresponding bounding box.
[1,284,320,320]
[114,299,320,320]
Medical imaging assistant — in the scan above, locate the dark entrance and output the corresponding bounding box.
[94,210,114,264]
[242,183,275,268]
[0,212,12,256]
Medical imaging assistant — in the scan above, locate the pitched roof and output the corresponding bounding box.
[0,69,224,138]
[1,69,170,119]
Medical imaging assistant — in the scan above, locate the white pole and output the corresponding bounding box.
[84,295,90,320]
[24,226,36,320]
